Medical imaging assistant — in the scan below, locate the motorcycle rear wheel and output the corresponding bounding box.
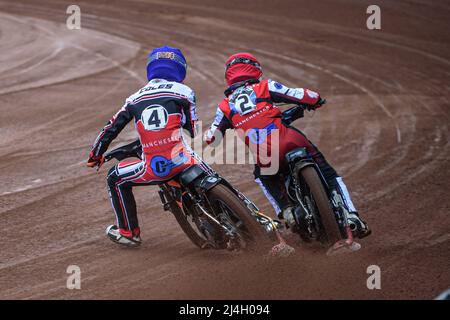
[207,184,273,252]
[168,192,212,249]
[299,166,341,244]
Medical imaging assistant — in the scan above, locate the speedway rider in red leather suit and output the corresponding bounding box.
[87,46,208,246]
[205,53,370,238]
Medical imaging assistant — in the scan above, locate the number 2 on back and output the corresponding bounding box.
[235,94,256,115]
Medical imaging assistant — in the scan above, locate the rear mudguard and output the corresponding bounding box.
[292,160,330,193]
[179,165,262,213]
[195,175,251,202]
[194,169,261,213]
[179,165,222,191]
[197,175,222,191]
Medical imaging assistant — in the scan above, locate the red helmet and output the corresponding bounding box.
[225,52,263,87]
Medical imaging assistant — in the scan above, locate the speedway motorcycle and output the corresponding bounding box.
[281,102,361,254]
[102,141,279,252]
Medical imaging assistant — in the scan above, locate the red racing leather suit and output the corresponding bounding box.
[90,79,206,236]
[205,79,354,216]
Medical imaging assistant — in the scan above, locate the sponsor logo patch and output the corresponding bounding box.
[274,82,283,90]
[150,153,188,177]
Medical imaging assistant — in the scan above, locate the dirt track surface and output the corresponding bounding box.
[0,0,449,299]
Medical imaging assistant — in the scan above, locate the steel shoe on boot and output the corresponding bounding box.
[106,225,142,247]
[281,206,296,229]
[347,213,371,239]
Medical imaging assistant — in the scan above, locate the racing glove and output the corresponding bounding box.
[307,98,327,111]
[87,151,104,168]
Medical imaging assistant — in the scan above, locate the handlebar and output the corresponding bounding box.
[280,99,326,125]
[104,139,142,162]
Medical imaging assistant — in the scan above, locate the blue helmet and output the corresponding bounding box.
[146,46,187,82]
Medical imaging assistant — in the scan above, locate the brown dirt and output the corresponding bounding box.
[0,0,449,299]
